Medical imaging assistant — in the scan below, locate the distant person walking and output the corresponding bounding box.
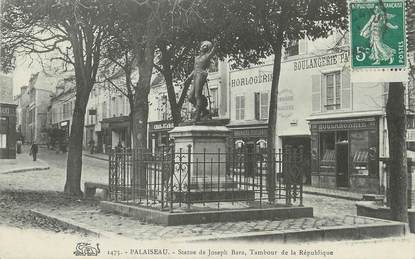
[16,139,22,154]
[30,142,38,161]
[89,138,95,154]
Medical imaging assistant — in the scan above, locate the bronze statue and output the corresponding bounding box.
[188,40,216,122]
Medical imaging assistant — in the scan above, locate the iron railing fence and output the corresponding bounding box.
[108,145,305,212]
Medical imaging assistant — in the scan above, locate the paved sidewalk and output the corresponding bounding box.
[33,205,400,241]
[0,153,49,174]
[303,186,364,201]
[84,152,108,161]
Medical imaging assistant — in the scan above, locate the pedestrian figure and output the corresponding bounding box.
[89,138,95,154]
[30,142,38,161]
[16,139,22,154]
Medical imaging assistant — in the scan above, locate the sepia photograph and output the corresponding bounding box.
[0,0,414,258]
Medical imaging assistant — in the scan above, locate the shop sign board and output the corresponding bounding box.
[310,118,377,131]
[151,121,174,131]
[349,0,406,69]
[0,105,16,116]
[293,51,350,72]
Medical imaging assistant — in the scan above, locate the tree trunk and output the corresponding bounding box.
[386,82,408,222]
[130,42,155,194]
[266,40,284,202]
[64,85,90,197]
[164,69,182,126]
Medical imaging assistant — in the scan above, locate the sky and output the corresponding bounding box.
[12,52,58,96]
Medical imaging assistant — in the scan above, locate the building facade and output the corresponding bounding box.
[97,85,131,153]
[0,72,17,159]
[15,72,57,145]
[226,33,415,194]
[147,59,229,152]
[49,74,76,147]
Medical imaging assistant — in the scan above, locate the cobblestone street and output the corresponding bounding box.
[0,146,357,218]
[0,146,359,241]
[0,146,108,192]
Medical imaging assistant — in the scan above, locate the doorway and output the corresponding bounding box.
[282,136,311,184]
[336,131,349,187]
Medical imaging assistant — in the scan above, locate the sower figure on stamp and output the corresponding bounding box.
[188,40,216,122]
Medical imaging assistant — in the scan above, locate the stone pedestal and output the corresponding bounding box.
[169,125,233,189]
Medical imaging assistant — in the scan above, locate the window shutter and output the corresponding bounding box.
[261,92,268,120]
[241,96,245,120]
[341,69,351,109]
[254,92,260,120]
[321,75,326,111]
[235,96,240,120]
[312,74,321,112]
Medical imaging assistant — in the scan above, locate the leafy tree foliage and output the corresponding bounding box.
[1,0,112,196]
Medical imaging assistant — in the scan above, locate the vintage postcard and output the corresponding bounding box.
[0,0,414,258]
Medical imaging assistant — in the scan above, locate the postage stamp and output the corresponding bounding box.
[349,0,407,69]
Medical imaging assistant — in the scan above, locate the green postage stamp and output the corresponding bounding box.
[349,0,407,69]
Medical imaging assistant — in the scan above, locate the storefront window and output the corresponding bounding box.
[319,132,335,172]
[350,131,369,176]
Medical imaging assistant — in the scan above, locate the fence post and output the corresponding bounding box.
[218,148,221,209]
[161,155,165,210]
[115,148,119,202]
[187,145,192,209]
[259,151,263,206]
[108,149,112,200]
[285,147,292,206]
[271,148,276,204]
[299,145,304,207]
[122,148,126,201]
[170,148,175,212]
[178,148,183,207]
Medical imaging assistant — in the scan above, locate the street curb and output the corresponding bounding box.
[83,153,108,161]
[1,163,50,174]
[174,217,406,243]
[28,209,135,241]
[29,209,102,237]
[303,190,362,201]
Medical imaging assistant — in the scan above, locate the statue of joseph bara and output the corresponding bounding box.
[187,40,216,121]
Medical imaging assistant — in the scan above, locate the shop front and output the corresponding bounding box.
[148,120,174,153]
[59,120,70,139]
[309,117,380,193]
[281,136,311,184]
[0,103,17,159]
[101,116,131,153]
[227,122,268,152]
[227,122,268,177]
